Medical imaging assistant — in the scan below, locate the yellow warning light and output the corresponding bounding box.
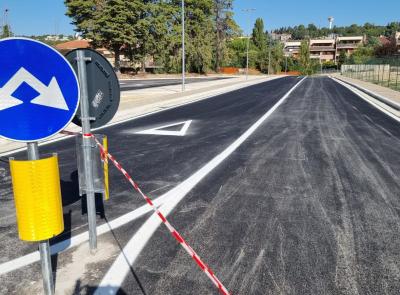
[10,155,64,242]
[103,136,110,201]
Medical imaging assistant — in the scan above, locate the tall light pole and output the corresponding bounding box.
[3,8,10,37]
[181,0,185,91]
[242,8,255,80]
[285,54,288,74]
[268,32,272,75]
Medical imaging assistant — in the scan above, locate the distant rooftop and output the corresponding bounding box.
[336,36,364,41]
[55,39,91,50]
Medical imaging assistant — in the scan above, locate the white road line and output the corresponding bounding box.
[94,77,307,294]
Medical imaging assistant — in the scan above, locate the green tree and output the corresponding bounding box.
[338,50,347,67]
[161,0,214,73]
[385,22,400,37]
[270,42,284,73]
[1,25,12,38]
[65,0,144,71]
[307,23,318,38]
[252,18,267,50]
[348,46,374,64]
[135,0,172,72]
[213,0,239,71]
[299,40,312,75]
[292,24,307,40]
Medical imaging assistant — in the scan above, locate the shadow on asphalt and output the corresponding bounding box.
[71,280,131,294]
[102,215,149,295]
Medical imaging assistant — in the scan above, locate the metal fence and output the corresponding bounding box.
[341,57,400,91]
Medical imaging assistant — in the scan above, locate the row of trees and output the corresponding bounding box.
[274,22,400,40]
[224,18,285,74]
[65,0,240,73]
[65,1,297,74]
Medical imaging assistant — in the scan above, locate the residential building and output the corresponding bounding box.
[283,36,364,63]
[271,33,292,42]
[55,39,159,71]
[55,39,118,66]
[335,36,364,59]
[396,32,400,53]
[309,38,336,62]
[44,35,70,42]
[283,41,302,58]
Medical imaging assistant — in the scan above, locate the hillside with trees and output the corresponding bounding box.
[274,22,400,40]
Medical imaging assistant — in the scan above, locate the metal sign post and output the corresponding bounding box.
[76,50,98,251]
[0,38,77,295]
[181,0,186,92]
[27,142,54,295]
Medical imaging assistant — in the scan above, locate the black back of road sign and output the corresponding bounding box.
[66,49,120,129]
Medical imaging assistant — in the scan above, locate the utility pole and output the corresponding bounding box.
[3,8,10,37]
[268,32,272,75]
[181,0,185,91]
[242,8,255,80]
[320,56,323,75]
[285,54,288,74]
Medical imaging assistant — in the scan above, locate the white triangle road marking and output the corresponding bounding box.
[135,120,192,136]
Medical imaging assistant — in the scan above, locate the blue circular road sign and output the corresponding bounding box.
[0,38,80,142]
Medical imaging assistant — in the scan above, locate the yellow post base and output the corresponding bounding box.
[10,155,64,242]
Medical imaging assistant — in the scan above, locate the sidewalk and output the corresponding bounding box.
[332,74,400,105]
[0,75,277,155]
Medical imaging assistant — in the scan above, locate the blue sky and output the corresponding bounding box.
[2,0,400,36]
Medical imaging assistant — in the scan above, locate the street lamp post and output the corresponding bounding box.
[268,33,272,75]
[181,0,185,92]
[285,54,288,74]
[242,8,255,80]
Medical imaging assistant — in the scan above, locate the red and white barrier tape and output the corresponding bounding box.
[61,130,230,295]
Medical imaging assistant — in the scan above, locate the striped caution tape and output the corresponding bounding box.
[62,130,230,295]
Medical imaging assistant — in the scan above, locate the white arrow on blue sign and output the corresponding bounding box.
[0,38,80,142]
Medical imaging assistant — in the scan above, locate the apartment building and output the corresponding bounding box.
[284,36,364,63]
[309,38,336,62]
[335,36,364,58]
[283,41,302,58]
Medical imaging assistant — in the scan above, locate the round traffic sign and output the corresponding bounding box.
[0,38,80,142]
[65,49,120,129]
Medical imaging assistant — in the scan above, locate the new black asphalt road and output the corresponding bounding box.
[119,77,230,91]
[0,76,399,295]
